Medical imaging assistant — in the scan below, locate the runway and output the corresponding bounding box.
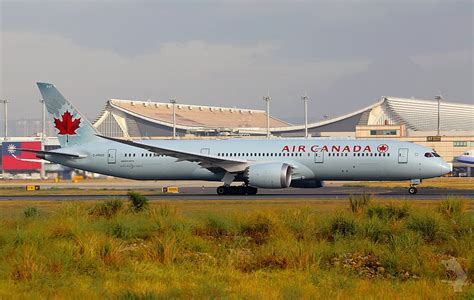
[1,186,473,201]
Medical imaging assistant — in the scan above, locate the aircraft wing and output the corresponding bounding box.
[97,135,249,173]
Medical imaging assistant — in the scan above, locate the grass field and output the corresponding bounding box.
[0,195,472,299]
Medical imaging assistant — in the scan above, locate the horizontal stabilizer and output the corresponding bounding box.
[11,153,44,163]
[18,148,86,159]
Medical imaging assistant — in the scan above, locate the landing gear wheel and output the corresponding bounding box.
[217,186,227,195]
[408,187,417,195]
[246,186,258,195]
[216,185,258,195]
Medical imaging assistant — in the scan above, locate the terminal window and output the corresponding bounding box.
[370,130,397,136]
[453,141,468,147]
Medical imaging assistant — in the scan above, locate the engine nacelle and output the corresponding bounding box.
[290,179,324,188]
[246,163,292,189]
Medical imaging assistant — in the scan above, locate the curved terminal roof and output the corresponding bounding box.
[380,97,474,131]
[272,96,474,134]
[93,96,473,137]
[106,99,290,129]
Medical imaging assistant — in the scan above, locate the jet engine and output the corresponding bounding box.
[245,163,292,189]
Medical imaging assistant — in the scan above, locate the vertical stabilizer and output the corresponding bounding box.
[37,82,100,147]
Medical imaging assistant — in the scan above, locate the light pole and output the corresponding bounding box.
[169,99,177,139]
[1,99,8,140]
[1,99,7,179]
[435,95,442,136]
[301,94,309,138]
[263,94,271,139]
[40,99,46,179]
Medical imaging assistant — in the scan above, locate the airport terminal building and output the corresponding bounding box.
[2,95,473,177]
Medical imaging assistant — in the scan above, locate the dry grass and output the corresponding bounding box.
[0,196,472,299]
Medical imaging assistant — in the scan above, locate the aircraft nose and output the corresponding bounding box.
[440,162,452,175]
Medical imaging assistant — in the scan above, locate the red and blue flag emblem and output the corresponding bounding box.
[1,142,41,170]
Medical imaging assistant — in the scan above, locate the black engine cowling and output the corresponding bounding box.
[246,163,292,189]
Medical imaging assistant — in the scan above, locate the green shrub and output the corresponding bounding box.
[407,214,444,242]
[145,235,178,264]
[281,209,313,240]
[367,204,409,220]
[195,214,234,239]
[329,215,357,237]
[108,218,154,240]
[349,193,371,213]
[118,290,158,300]
[362,218,388,242]
[386,231,419,252]
[24,206,39,218]
[128,192,149,211]
[437,197,465,218]
[89,199,123,218]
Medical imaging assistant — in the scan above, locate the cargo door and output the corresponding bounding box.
[108,149,117,164]
[398,148,408,164]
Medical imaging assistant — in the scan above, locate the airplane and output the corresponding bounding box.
[18,82,452,195]
[456,150,474,165]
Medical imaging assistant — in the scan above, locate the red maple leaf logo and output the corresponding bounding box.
[54,111,81,141]
[377,144,389,153]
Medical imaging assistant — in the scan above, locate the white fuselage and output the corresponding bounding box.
[46,139,451,183]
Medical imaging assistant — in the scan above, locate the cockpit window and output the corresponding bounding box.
[425,152,440,158]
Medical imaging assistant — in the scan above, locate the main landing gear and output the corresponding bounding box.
[408,179,421,195]
[216,185,258,195]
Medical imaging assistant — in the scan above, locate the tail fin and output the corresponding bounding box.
[37,82,100,148]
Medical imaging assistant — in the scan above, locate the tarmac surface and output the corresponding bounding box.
[1,186,473,201]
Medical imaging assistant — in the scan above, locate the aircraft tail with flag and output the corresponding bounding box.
[36,82,100,148]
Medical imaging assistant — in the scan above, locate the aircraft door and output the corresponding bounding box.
[314,151,324,163]
[398,148,408,164]
[200,148,210,155]
[108,149,117,164]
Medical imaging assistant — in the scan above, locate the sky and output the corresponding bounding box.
[1,0,473,125]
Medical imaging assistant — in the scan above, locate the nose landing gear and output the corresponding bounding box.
[408,179,421,195]
[408,186,417,195]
